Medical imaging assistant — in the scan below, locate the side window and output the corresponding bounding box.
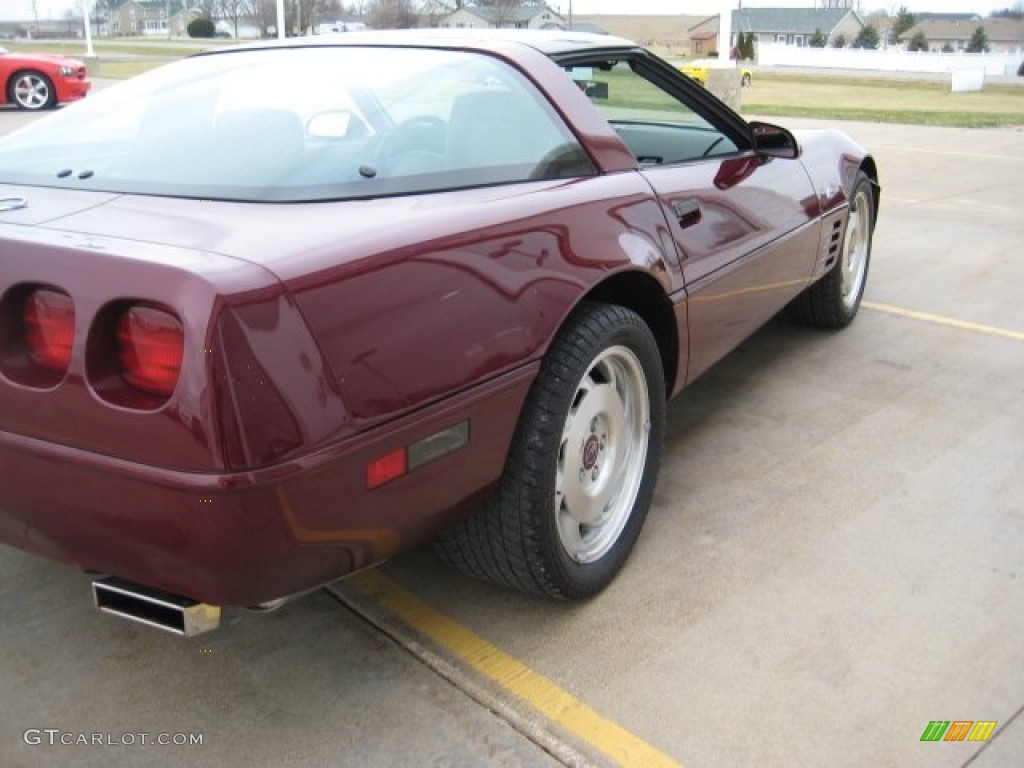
[565,60,738,165]
[373,56,596,183]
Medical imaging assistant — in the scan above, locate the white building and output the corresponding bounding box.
[439,4,564,31]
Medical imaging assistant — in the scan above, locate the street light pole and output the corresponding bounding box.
[718,0,733,63]
[83,0,95,57]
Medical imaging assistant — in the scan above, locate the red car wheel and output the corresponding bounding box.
[9,70,57,111]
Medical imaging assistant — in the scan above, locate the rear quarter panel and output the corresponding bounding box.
[266,175,683,427]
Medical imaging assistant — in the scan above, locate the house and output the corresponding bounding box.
[169,9,195,37]
[690,7,866,53]
[215,19,262,39]
[903,18,1024,54]
[688,17,718,56]
[111,1,193,37]
[439,4,564,31]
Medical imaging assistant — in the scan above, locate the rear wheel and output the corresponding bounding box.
[9,71,56,111]
[789,171,875,328]
[436,303,666,599]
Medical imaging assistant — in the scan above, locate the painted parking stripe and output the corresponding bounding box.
[345,569,682,768]
[863,301,1024,342]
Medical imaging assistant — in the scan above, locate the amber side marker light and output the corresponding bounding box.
[24,289,75,373]
[366,420,470,489]
[117,306,184,397]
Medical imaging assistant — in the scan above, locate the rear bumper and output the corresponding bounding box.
[0,366,534,606]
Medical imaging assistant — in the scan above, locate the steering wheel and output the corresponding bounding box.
[372,115,448,176]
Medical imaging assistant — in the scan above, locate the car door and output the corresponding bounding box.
[565,54,821,384]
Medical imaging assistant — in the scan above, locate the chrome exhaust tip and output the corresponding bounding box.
[92,576,221,637]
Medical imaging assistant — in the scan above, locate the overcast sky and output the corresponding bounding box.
[0,0,1016,24]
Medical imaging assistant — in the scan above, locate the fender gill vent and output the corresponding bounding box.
[823,218,843,269]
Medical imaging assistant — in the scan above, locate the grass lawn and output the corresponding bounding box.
[742,74,1024,128]
[96,59,173,78]
[2,39,235,58]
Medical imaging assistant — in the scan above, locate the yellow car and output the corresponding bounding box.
[678,59,752,87]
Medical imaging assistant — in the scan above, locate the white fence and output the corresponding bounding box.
[756,43,1023,77]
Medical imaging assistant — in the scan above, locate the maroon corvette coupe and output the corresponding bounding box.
[0,31,877,635]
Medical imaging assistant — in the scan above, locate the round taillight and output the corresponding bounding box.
[116,306,184,397]
[24,289,75,374]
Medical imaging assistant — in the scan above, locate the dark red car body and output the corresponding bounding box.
[0,49,91,108]
[0,33,877,608]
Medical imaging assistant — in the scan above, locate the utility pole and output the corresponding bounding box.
[83,0,95,56]
[717,0,732,62]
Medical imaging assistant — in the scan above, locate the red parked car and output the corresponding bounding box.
[0,31,878,635]
[0,46,91,110]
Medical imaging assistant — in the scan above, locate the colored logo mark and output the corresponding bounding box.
[921,721,997,742]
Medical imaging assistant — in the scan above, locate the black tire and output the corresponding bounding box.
[436,303,666,599]
[9,70,57,111]
[789,171,875,329]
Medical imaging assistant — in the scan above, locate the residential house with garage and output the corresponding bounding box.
[689,7,866,53]
[110,0,194,37]
[439,4,564,31]
[903,17,1024,54]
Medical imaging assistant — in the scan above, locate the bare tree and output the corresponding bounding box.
[286,0,336,34]
[367,0,418,29]
[63,7,81,37]
[188,0,220,19]
[249,0,276,35]
[992,2,1024,19]
[90,0,120,36]
[218,0,248,37]
[478,0,526,28]
[418,0,454,27]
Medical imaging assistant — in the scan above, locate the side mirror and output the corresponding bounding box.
[750,121,800,159]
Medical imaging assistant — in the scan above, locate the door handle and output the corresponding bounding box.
[672,199,702,228]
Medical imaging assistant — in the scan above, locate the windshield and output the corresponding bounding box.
[0,46,590,202]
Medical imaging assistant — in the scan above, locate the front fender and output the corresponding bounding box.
[795,128,879,219]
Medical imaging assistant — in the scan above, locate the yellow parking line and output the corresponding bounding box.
[863,301,1024,342]
[349,569,682,768]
